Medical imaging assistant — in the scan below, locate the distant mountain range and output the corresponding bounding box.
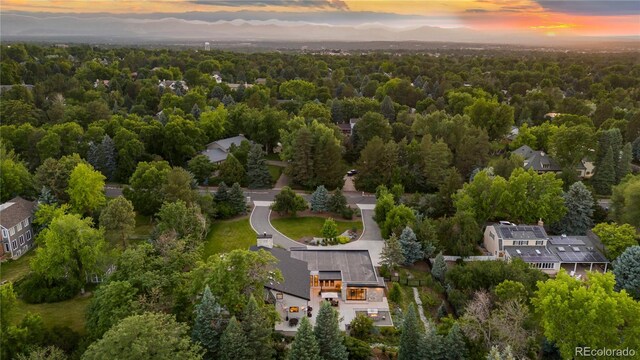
[1,12,638,48]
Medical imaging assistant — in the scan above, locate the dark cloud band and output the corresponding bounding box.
[536,0,640,16]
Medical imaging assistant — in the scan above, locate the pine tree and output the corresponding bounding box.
[314,301,348,360]
[221,94,235,107]
[192,286,228,360]
[398,304,425,360]
[327,188,347,214]
[219,154,246,186]
[229,182,247,215]
[37,186,58,205]
[423,320,445,360]
[632,137,640,162]
[381,234,405,271]
[87,135,117,181]
[292,127,314,187]
[246,144,272,189]
[310,185,330,212]
[191,103,202,120]
[436,302,447,320]
[241,295,274,360]
[219,316,250,360]
[413,75,424,88]
[331,101,344,124]
[444,323,467,360]
[431,252,447,283]
[617,142,632,183]
[552,181,593,235]
[592,146,616,195]
[381,95,396,122]
[215,182,230,203]
[288,317,321,360]
[399,226,422,265]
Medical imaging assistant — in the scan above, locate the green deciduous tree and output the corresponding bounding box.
[592,223,638,260]
[399,226,422,265]
[532,271,640,359]
[550,124,594,169]
[271,186,307,217]
[123,161,171,216]
[382,205,415,239]
[353,112,392,151]
[67,163,106,216]
[612,246,640,301]
[246,144,272,189]
[398,304,424,360]
[288,317,321,360]
[321,218,339,242]
[0,146,35,202]
[162,167,197,205]
[99,196,136,247]
[355,137,398,192]
[310,185,330,212]
[465,98,514,141]
[192,285,228,360]
[610,174,640,229]
[188,155,216,185]
[31,214,107,293]
[219,316,249,360]
[86,281,138,340]
[194,249,282,316]
[155,200,207,243]
[551,181,593,235]
[314,301,348,360]
[82,313,203,360]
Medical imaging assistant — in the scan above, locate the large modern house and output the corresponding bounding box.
[200,135,249,164]
[1,197,36,259]
[512,145,594,178]
[252,234,392,334]
[483,223,609,276]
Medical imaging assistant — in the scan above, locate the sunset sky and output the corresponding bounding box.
[2,0,639,37]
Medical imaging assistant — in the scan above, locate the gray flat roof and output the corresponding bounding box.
[504,246,559,263]
[290,249,378,283]
[250,246,311,300]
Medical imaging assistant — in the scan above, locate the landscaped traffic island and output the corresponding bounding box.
[270,216,362,243]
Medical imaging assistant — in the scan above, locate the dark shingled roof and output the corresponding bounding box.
[0,197,35,229]
[250,246,310,300]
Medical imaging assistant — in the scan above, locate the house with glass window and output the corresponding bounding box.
[252,234,392,334]
[1,197,36,259]
[483,223,609,276]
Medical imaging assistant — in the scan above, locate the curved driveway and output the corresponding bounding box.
[249,201,385,265]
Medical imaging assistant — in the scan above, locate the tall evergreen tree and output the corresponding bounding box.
[399,226,422,265]
[423,321,445,360]
[229,182,247,215]
[431,252,447,283]
[314,301,348,360]
[87,135,117,181]
[291,127,314,186]
[191,103,202,120]
[592,146,616,195]
[219,316,250,360]
[381,234,405,271]
[241,295,274,360]
[444,323,468,360]
[288,317,321,360]
[215,182,230,202]
[310,185,330,212]
[612,246,640,300]
[552,181,593,235]
[247,144,272,189]
[327,188,347,214]
[37,186,57,205]
[192,286,229,360]
[398,304,425,360]
[219,154,246,186]
[381,95,396,122]
[617,143,632,183]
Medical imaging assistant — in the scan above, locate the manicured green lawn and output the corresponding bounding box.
[268,165,283,183]
[203,218,255,259]
[13,296,92,334]
[1,251,35,283]
[105,213,154,248]
[271,216,363,240]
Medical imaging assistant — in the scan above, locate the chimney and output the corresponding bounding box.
[257,232,273,249]
[538,218,544,227]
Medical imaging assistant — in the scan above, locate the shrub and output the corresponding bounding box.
[388,283,402,304]
[349,314,374,340]
[16,274,80,304]
[378,265,391,279]
[341,206,355,220]
[337,236,350,244]
[344,336,372,360]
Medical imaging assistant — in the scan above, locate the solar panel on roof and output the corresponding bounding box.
[557,251,608,263]
[548,237,585,245]
[533,228,546,238]
[500,228,512,239]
